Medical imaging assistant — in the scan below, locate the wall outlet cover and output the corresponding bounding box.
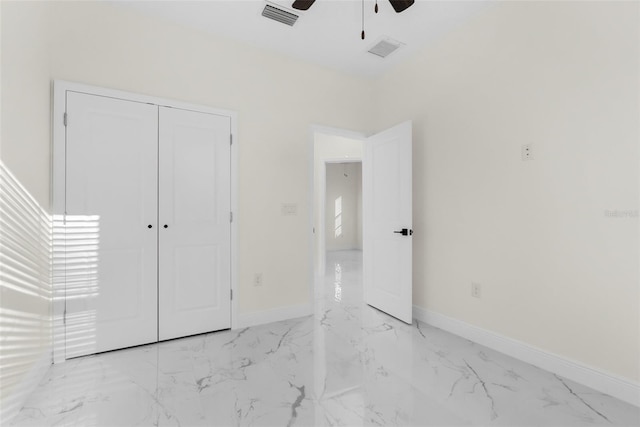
[472,282,482,298]
[254,273,263,287]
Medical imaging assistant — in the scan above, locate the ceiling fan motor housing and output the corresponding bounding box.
[292,0,415,13]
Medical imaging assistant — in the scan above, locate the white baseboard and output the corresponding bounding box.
[413,306,640,408]
[236,303,313,329]
[0,348,52,424]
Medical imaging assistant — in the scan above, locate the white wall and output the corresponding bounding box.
[325,162,362,252]
[0,1,51,209]
[374,1,639,382]
[313,133,363,274]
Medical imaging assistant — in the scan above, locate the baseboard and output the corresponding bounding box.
[0,347,52,424]
[413,306,640,408]
[236,303,313,329]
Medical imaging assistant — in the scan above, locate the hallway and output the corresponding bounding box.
[10,251,639,426]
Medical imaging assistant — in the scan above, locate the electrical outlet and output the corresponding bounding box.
[471,282,482,298]
[521,144,533,161]
[254,273,263,287]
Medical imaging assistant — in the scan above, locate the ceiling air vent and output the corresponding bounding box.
[262,4,299,26]
[368,38,404,58]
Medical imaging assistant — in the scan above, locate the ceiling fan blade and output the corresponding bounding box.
[388,0,414,13]
[292,0,316,11]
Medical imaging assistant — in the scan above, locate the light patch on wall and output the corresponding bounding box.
[334,196,342,238]
[59,215,100,359]
[0,161,51,420]
[0,161,101,421]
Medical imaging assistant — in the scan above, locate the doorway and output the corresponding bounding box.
[309,122,413,324]
[311,129,364,279]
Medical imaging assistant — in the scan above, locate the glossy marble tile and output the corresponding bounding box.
[11,250,640,426]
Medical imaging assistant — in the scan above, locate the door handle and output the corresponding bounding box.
[393,228,413,236]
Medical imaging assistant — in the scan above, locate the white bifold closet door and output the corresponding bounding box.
[64,91,231,358]
[65,92,158,358]
[158,106,231,341]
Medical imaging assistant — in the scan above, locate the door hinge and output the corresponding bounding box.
[230,289,233,300]
[230,212,233,223]
[63,112,68,127]
[230,134,233,145]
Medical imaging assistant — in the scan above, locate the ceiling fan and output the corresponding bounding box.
[292,0,415,13]
[290,0,415,39]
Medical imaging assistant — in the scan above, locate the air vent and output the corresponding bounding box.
[368,38,404,58]
[262,4,299,26]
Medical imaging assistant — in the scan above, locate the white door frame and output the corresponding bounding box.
[52,80,239,363]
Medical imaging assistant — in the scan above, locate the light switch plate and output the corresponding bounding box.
[281,203,297,216]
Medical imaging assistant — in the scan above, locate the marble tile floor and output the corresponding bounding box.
[11,250,640,426]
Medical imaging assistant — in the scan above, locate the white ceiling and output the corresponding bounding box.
[113,0,490,77]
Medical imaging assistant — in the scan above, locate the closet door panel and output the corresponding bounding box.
[158,107,231,340]
[65,92,158,358]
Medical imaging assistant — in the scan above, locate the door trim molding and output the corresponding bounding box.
[52,80,238,363]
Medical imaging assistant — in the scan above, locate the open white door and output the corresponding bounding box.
[363,121,412,324]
